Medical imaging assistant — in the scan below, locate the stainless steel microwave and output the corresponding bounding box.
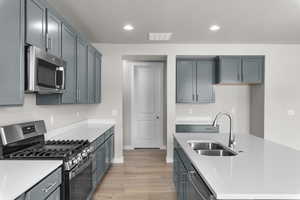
[25,46,66,94]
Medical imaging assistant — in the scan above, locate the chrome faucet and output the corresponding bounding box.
[212,112,236,149]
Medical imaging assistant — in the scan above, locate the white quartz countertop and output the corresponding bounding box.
[46,119,115,142]
[174,133,300,200]
[0,160,62,200]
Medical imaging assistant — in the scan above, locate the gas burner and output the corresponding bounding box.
[8,139,91,170]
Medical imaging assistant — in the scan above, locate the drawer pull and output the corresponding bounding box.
[43,182,57,193]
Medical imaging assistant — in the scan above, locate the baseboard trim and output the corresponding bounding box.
[166,156,173,163]
[113,156,124,163]
[124,145,134,150]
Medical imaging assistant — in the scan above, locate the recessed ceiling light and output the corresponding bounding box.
[123,24,134,31]
[209,25,221,32]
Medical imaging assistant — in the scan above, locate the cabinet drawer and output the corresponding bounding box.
[26,168,62,200]
[46,187,60,200]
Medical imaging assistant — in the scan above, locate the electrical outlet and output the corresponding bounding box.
[50,115,54,125]
[76,112,80,117]
[288,109,296,116]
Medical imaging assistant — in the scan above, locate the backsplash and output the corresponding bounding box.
[176,85,250,135]
[0,94,93,131]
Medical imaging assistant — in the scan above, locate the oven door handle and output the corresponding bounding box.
[69,157,92,180]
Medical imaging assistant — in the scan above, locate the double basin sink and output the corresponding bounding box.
[188,141,237,157]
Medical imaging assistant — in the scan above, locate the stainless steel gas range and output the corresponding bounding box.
[0,120,93,200]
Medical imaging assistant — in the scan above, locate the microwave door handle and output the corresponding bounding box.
[56,67,65,90]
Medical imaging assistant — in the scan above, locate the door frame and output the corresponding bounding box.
[130,61,164,149]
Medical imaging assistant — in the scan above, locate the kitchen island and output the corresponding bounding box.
[174,133,300,200]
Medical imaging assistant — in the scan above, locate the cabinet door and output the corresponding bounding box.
[95,53,102,104]
[46,11,61,57]
[196,60,215,103]
[88,46,95,104]
[0,0,24,105]
[26,0,46,49]
[77,37,88,104]
[95,144,106,184]
[110,135,114,163]
[176,60,197,103]
[217,56,242,84]
[61,24,77,104]
[242,56,263,84]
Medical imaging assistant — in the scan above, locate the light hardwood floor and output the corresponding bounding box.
[93,150,177,200]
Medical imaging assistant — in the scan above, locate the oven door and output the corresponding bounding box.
[66,158,93,200]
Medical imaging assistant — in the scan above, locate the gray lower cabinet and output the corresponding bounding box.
[88,46,96,104]
[77,36,89,104]
[176,59,215,104]
[174,138,215,200]
[0,0,24,106]
[19,167,62,200]
[91,127,115,189]
[46,10,61,57]
[26,0,46,49]
[216,56,264,84]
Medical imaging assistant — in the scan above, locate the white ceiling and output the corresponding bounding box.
[48,0,300,44]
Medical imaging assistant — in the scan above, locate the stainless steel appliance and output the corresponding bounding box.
[25,46,66,94]
[0,121,93,200]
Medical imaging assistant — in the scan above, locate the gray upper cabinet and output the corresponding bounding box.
[176,60,197,103]
[242,56,264,84]
[95,53,102,103]
[77,37,89,104]
[0,0,24,106]
[46,10,61,57]
[196,60,215,103]
[176,59,215,104]
[61,24,77,103]
[88,46,95,104]
[216,56,263,84]
[217,56,242,84]
[26,0,46,49]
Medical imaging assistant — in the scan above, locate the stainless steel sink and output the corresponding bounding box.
[188,141,238,157]
[195,149,237,156]
[188,141,225,150]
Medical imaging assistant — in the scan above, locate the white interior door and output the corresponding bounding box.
[132,62,163,148]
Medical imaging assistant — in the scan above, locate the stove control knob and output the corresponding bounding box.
[73,159,78,164]
[82,152,87,157]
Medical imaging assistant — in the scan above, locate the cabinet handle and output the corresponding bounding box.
[43,182,57,193]
[196,94,199,102]
[192,94,195,101]
[48,37,52,50]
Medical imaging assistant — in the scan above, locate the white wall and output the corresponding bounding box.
[0,94,91,129]
[92,43,300,163]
